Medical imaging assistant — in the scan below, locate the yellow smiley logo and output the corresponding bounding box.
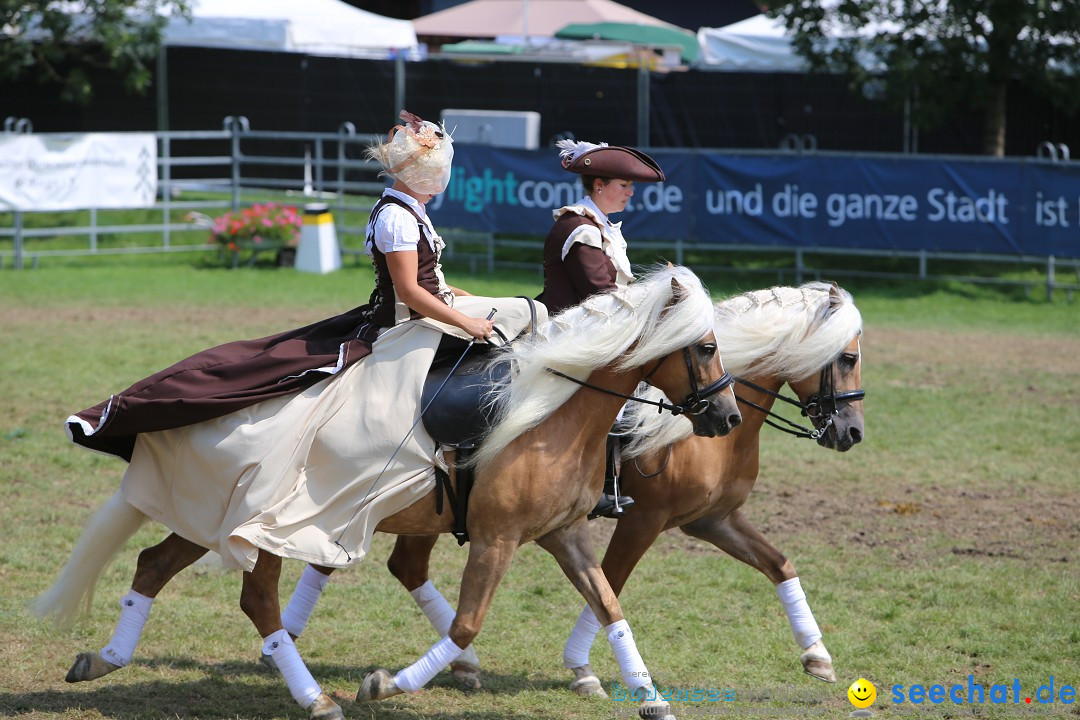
[848,678,877,709]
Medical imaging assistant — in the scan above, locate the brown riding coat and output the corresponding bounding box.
[67,195,439,463]
[538,212,618,315]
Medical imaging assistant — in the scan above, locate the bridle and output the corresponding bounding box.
[545,346,733,417]
[734,359,865,440]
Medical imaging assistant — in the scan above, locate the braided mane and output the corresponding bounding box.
[621,282,863,459]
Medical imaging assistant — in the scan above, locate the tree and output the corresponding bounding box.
[0,0,190,104]
[763,0,1080,156]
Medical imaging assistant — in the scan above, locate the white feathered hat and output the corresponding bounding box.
[367,110,454,195]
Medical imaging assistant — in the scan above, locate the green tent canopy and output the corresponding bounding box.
[441,40,526,55]
[555,21,699,64]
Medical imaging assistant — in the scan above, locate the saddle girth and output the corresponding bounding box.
[433,454,475,546]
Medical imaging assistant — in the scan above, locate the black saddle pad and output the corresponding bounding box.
[422,336,510,448]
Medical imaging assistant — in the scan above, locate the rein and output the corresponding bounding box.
[545,346,733,417]
[733,361,865,440]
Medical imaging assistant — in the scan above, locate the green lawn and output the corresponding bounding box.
[1,258,1077,719]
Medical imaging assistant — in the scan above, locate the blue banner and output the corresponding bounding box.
[427,146,1080,258]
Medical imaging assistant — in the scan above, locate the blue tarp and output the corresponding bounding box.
[427,146,1080,258]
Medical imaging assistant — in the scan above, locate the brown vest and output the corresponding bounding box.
[539,212,617,315]
[365,194,447,327]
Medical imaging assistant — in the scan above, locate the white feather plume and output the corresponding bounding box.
[556,138,608,164]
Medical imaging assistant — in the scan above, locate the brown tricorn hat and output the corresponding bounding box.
[556,140,665,182]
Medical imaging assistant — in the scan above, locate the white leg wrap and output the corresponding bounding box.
[281,565,331,637]
[410,580,479,665]
[263,629,321,707]
[409,580,455,635]
[392,635,463,693]
[776,577,822,649]
[100,590,153,667]
[563,605,602,668]
[606,619,650,689]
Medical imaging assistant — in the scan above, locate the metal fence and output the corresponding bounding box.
[0,117,385,270]
[2,117,1078,300]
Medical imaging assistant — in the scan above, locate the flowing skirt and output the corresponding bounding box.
[121,295,542,571]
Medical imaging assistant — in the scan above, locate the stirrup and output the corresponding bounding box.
[588,492,634,520]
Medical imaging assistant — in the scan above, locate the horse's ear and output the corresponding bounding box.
[828,282,844,307]
[670,276,684,302]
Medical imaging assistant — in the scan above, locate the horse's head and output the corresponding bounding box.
[645,329,742,438]
[639,277,741,437]
[476,265,744,469]
[788,332,864,451]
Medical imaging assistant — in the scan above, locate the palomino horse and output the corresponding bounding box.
[557,281,864,696]
[34,265,742,720]
[285,281,863,695]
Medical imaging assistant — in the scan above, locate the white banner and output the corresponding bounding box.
[0,133,157,211]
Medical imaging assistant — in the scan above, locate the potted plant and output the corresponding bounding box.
[201,202,302,267]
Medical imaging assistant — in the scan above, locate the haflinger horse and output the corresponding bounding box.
[280,281,863,697]
[556,281,864,696]
[34,265,742,720]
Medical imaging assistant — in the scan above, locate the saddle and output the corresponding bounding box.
[421,337,510,449]
[419,297,536,545]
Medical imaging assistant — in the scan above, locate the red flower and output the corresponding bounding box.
[209,203,302,252]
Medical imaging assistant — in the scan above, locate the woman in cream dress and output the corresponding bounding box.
[52,111,540,717]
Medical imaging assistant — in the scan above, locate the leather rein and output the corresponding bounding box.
[546,346,734,417]
[733,361,865,440]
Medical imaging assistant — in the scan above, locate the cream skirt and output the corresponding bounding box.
[121,295,543,571]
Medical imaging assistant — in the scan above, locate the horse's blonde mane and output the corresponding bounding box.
[475,265,716,471]
[621,281,863,459]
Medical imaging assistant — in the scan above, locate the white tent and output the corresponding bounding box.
[697,12,890,71]
[697,14,805,71]
[163,0,418,58]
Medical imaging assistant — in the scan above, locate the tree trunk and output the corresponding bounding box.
[982,80,1007,157]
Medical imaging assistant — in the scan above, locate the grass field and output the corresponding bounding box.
[1,255,1078,720]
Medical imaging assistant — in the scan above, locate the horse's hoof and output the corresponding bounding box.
[356,668,401,702]
[259,652,278,672]
[307,692,344,720]
[449,644,481,689]
[450,660,482,690]
[65,652,121,683]
[639,698,674,719]
[800,640,837,683]
[569,674,607,698]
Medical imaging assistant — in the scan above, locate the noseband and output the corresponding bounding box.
[545,346,733,417]
[734,358,865,440]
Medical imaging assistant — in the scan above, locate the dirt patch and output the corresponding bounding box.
[653,481,1079,569]
[868,327,1080,377]
[641,323,1080,569]
[1,303,318,331]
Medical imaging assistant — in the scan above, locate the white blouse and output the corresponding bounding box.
[551,195,634,285]
[366,188,441,254]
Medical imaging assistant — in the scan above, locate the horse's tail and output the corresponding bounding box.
[31,489,147,626]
